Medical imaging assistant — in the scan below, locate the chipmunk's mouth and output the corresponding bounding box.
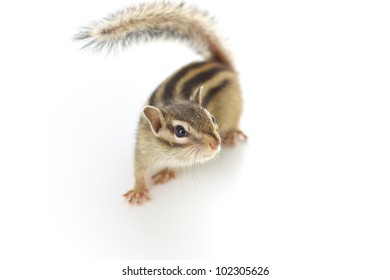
[181,144,221,166]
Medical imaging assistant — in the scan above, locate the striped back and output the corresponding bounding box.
[149,61,233,107]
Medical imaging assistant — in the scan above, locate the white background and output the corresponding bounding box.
[0,0,389,279]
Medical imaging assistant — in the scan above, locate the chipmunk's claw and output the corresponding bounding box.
[123,188,151,205]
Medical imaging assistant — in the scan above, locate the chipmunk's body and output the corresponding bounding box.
[75,2,246,205]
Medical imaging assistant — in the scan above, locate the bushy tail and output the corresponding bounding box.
[74,2,233,68]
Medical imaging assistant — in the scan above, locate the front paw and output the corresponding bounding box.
[222,129,248,147]
[122,188,151,206]
[152,168,176,185]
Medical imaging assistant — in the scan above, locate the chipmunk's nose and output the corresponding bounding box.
[209,133,221,150]
[209,137,221,150]
[209,142,219,150]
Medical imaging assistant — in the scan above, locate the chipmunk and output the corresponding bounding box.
[75,2,247,205]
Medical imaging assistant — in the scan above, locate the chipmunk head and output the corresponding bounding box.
[142,87,221,166]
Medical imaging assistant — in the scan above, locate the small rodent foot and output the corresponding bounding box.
[122,188,151,206]
[152,168,176,185]
[222,129,248,147]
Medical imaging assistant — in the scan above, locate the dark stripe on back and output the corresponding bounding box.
[162,61,208,105]
[202,79,230,107]
[182,66,226,99]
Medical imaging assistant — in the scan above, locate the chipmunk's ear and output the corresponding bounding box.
[142,106,165,136]
[192,86,203,105]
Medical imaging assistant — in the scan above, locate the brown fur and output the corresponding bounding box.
[75,2,246,205]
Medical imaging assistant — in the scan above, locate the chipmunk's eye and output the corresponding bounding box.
[211,115,216,124]
[175,125,188,138]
